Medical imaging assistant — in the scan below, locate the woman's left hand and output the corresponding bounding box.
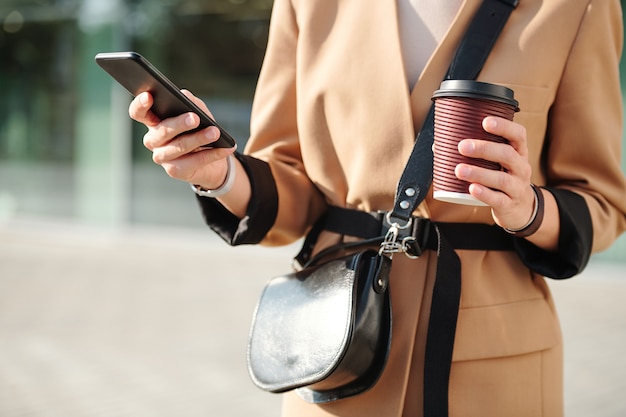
[455,116,536,231]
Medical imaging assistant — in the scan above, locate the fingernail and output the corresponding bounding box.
[469,183,483,196]
[185,113,196,127]
[205,127,219,140]
[456,164,471,178]
[139,92,149,106]
[483,117,497,130]
[458,140,474,154]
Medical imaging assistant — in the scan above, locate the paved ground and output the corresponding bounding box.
[0,218,625,417]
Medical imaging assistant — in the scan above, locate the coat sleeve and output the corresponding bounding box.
[198,0,327,247]
[515,0,626,279]
[514,188,593,279]
[195,153,278,245]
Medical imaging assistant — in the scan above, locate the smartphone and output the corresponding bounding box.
[95,51,236,149]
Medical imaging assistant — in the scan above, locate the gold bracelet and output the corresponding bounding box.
[503,184,545,238]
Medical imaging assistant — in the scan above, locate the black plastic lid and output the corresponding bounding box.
[432,80,519,110]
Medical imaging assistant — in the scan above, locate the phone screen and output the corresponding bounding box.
[95,51,236,149]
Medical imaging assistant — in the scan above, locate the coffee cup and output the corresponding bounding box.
[431,80,519,205]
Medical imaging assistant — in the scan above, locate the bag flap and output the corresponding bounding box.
[247,256,358,392]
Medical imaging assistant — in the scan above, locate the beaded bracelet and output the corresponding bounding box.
[503,184,545,238]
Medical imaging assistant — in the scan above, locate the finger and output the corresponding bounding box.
[457,165,528,220]
[143,112,200,150]
[181,89,215,118]
[482,116,528,156]
[458,139,530,177]
[455,163,516,195]
[160,147,234,185]
[178,90,229,149]
[129,92,161,127]
[468,182,536,232]
[152,126,222,164]
[466,182,510,208]
[457,139,514,164]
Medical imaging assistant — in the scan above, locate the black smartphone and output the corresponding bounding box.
[95,51,236,149]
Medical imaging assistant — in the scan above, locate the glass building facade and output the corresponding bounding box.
[1,0,625,260]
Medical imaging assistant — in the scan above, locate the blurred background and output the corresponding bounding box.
[0,0,270,229]
[0,0,625,416]
[0,0,625,253]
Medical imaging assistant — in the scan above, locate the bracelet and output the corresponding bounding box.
[503,184,545,238]
[190,154,236,198]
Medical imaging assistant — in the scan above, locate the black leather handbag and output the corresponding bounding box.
[247,249,392,403]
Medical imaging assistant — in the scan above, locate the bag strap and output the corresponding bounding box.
[389,0,519,224]
[397,2,519,416]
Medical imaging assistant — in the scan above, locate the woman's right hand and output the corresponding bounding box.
[128,90,236,191]
[129,90,251,218]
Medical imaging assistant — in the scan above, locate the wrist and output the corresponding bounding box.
[191,154,236,198]
[503,184,545,238]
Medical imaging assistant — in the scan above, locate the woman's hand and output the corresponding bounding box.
[129,89,251,218]
[454,116,537,232]
[455,116,559,251]
[128,90,236,190]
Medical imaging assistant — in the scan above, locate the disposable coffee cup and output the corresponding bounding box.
[431,80,519,205]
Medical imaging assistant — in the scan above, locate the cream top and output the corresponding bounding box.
[397,0,464,88]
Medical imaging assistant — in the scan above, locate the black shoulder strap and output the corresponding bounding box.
[386,2,519,417]
[389,0,519,223]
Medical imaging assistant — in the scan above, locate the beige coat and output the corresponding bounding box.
[237,0,626,415]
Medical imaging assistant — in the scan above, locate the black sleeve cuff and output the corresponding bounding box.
[195,153,278,246]
[514,188,593,279]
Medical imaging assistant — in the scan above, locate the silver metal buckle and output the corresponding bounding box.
[379,213,419,259]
